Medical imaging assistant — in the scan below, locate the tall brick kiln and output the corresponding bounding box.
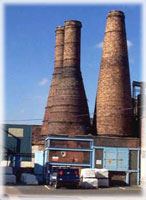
[42,20,91,137]
[94,10,132,137]
[41,26,64,136]
[41,20,91,165]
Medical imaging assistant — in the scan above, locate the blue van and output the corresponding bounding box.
[49,166,80,189]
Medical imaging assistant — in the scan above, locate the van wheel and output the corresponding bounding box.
[54,182,60,189]
[50,182,53,187]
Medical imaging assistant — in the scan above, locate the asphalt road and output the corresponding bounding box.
[1,185,145,200]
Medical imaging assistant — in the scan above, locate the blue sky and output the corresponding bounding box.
[4,4,142,124]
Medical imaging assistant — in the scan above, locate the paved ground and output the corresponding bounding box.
[0,185,145,200]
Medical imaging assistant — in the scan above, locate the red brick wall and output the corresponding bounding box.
[48,139,91,164]
[94,136,140,148]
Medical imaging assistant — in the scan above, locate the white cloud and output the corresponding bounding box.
[96,42,103,48]
[38,78,48,86]
[127,40,133,48]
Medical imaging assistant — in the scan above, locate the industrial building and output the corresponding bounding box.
[2,10,144,186]
[2,124,43,168]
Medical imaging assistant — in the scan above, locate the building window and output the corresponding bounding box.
[8,128,24,137]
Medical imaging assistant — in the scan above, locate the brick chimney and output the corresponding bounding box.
[41,26,64,136]
[48,20,91,137]
[94,11,132,137]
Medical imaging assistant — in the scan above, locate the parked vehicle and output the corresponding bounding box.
[49,166,80,189]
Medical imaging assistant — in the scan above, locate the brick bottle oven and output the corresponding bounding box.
[41,26,64,136]
[47,20,91,137]
[94,10,132,137]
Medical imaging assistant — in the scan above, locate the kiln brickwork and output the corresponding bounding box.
[95,10,132,137]
[47,20,91,136]
[41,26,64,136]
